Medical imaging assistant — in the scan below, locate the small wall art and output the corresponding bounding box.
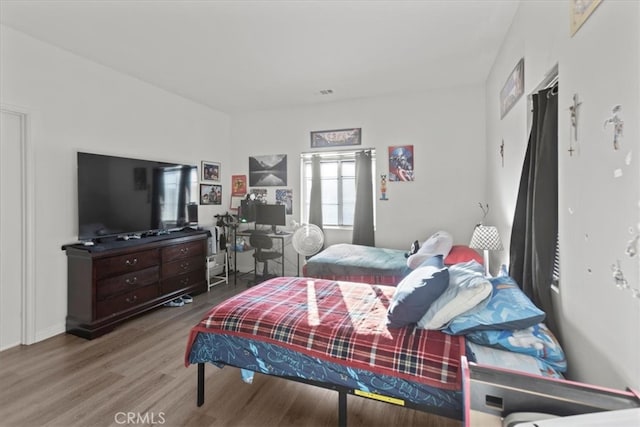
[388,145,414,182]
[249,154,287,186]
[231,174,247,196]
[500,57,524,119]
[200,184,222,205]
[570,0,602,37]
[201,161,220,182]
[250,188,268,202]
[310,128,361,148]
[276,189,293,214]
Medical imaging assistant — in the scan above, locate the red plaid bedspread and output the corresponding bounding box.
[300,271,404,286]
[185,276,464,390]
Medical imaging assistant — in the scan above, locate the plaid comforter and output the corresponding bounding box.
[185,277,464,390]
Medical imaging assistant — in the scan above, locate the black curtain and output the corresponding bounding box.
[509,85,558,334]
[352,150,375,246]
[308,155,323,230]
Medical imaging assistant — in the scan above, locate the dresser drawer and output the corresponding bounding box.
[96,284,159,319]
[162,255,203,277]
[161,269,204,294]
[94,249,160,279]
[96,266,160,301]
[162,240,205,263]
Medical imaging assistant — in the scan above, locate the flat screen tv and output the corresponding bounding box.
[77,152,198,240]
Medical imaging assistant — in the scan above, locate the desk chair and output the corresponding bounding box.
[250,233,282,283]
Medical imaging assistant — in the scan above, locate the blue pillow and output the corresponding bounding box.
[386,255,449,328]
[466,342,564,379]
[466,323,566,372]
[443,275,545,335]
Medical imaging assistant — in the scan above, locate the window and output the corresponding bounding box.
[301,150,376,227]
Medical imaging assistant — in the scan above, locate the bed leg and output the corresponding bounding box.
[197,363,205,407]
[338,390,347,427]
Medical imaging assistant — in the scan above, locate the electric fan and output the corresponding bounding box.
[292,224,325,257]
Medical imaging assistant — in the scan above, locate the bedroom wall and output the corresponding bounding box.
[229,84,487,269]
[0,25,231,342]
[484,2,639,390]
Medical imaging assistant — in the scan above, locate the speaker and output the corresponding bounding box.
[187,203,198,224]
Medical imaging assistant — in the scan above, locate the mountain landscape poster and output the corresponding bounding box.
[249,154,287,186]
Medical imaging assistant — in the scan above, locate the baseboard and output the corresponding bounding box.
[35,323,66,344]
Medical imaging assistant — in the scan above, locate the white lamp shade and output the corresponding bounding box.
[469,225,503,251]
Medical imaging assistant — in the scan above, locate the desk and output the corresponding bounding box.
[231,228,298,285]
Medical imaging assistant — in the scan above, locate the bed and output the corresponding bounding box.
[302,243,483,285]
[185,262,568,425]
[185,276,466,424]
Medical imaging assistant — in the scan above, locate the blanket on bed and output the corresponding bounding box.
[303,243,410,284]
[185,276,464,390]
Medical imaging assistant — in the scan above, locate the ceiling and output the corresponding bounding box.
[0,0,519,114]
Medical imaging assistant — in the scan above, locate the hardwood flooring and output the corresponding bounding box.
[0,280,462,427]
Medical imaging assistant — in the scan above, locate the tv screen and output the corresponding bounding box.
[255,204,286,232]
[77,152,198,240]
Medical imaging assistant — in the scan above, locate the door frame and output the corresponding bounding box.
[1,104,35,346]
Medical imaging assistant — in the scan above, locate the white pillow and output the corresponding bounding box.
[406,230,453,269]
[417,260,491,329]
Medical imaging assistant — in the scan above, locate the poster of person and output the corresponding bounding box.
[201,161,220,182]
[388,145,414,182]
[231,174,247,196]
[275,189,293,214]
[200,184,222,205]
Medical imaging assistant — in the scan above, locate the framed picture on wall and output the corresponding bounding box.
[388,145,415,182]
[275,189,293,214]
[570,0,602,36]
[231,174,247,196]
[201,161,220,182]
[200,184,222,205]
[310,128,361,148]
[500,57,524,119]
[248,154,287,186]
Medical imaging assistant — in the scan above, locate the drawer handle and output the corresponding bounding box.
[181,277,190,286]
[125,295,138,304]
[125,258,138,266]
[180,262,190,270]
[125,277,138,285]
[180,247,190,254]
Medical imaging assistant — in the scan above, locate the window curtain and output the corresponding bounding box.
[352,150,375,246]
[308,155,323,229]
[509,85,558,334]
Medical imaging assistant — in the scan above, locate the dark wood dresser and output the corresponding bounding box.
[63,230,208,339]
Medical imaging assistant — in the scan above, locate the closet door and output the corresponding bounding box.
[0,109,24,350]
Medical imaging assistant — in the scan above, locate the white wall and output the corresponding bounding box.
[0,25,231,342]
[485,2,640,390]
[231,85,487,252]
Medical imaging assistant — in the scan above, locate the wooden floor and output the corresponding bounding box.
[0,278,462,427]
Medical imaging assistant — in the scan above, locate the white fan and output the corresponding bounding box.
[292,224,325,256]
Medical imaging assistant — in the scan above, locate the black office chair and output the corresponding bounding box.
[250,233,282,283]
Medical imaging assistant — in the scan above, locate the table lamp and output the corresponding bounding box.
[469,225,503,276]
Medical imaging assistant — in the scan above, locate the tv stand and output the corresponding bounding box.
[63,230,208,339]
